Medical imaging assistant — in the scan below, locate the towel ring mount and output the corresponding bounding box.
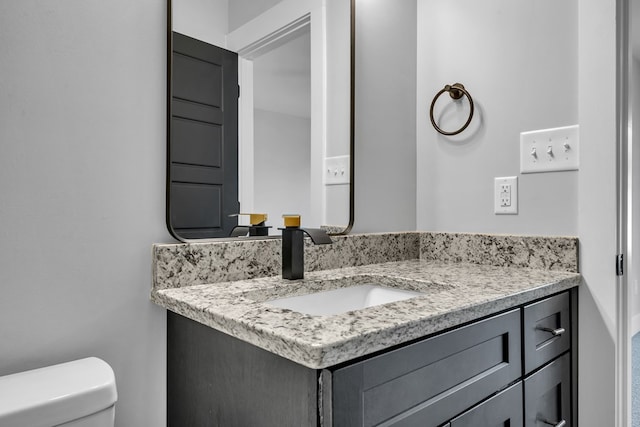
[429,83,474,136]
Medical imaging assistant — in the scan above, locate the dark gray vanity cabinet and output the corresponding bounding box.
[331,309,522,426]
[521,291,574,427]
[523,291,571,374]
[449,382,524,427]
[167,289,577,427]
[524,353,571,427]
[167,313,319,426]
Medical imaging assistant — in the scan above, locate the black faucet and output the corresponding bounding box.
[229,213,272,237]
[280,215,332,280]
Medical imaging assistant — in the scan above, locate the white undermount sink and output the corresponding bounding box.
[265,284,424,316]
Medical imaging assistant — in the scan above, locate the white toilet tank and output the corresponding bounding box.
[0,357,117,427]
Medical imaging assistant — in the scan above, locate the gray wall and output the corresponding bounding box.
[173,0,227,46]
[416,0,578,235]
[576,0,618,424]
[254,109,311,226]
[228,0,282,32]
[353,0,417,233]
[0,1,168,426]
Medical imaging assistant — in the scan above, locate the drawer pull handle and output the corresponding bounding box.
[537,326,566,336]
[541,419,566,427]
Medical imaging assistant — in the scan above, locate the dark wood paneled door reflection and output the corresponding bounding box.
[169,32,239,239]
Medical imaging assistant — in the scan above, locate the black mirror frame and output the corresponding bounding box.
[165,0,355,242]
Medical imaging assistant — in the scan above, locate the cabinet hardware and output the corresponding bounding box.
[536,326,565,336]
[540,419,566,427]
[616,253,624,276]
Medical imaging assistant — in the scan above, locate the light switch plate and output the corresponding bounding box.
[495,176,518,215]
[520,125,579,173]
[324,155,350,185]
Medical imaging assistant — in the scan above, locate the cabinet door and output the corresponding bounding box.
[331,309,521,427]
[524,353,571,427]
[450,382,523,427]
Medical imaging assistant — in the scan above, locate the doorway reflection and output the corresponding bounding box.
[252,27,311,232]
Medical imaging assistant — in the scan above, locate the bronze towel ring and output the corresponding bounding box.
[429,83,474,136]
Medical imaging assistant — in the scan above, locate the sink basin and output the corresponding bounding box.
[265,283,424,316]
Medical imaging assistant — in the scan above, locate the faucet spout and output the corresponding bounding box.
[280,224,332,280]
[300,227,333,245]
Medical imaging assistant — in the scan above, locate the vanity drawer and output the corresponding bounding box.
[331,309,522,427]
[523,292,571,374]
[524,352,572,427]
[450,382,523,427]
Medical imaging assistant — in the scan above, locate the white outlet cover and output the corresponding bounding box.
[494,176,518,215]
[520,125,579,173]
[324,155,350,185]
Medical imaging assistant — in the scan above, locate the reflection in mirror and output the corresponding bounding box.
[167,0,353,241]
[252,29,312,227]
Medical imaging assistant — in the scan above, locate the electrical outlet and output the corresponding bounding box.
[499,183,512,207]
[495,176,518,214]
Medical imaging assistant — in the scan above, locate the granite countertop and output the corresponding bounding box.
[151,258,581,369]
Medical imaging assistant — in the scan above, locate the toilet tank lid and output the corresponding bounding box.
[0,357,117,427]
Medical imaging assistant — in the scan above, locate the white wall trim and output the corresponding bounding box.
[226,0,319,53]
[632,313,640,336]
[238,58,254,214]
[229,0,326,226]
[309,1,327,226]
[234,15,310,60]
[617,0,632,425]
[578,0,619,425]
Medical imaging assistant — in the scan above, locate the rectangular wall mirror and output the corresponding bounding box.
[166,0,354,241]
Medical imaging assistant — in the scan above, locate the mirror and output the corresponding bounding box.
[167,0,354,241]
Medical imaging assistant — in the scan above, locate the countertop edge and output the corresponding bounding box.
[311,276,580,368]
[152,273,581,369]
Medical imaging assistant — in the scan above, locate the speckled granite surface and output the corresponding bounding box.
[153,231,578,289]
[152,257,581,369]
[153,232,420,290]
[151,232,580,368]
[420,232,578,272]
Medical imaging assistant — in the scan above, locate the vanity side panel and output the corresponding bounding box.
[571,287,579,426]
[167,312,318,427]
